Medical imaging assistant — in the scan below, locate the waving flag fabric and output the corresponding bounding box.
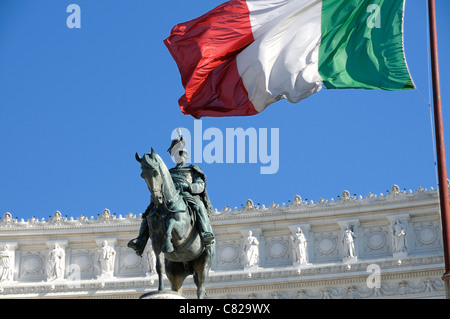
[164,0,414,118]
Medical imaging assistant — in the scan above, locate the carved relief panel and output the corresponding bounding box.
[70,250,98,279]
[313,231,340,263]
[362,226,391,258]
[215,240,242,270]
[413,220,441,253]
[264,236,290,267]
[118,245,146,277]
[19,251,46,281]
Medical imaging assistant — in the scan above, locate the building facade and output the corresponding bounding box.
[0,185,447,299]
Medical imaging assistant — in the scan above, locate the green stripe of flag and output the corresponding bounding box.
[319,0,414,90]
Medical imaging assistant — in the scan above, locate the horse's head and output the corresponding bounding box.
[135,148,164,206]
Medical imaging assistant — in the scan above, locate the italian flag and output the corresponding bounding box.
[164,0,414,119]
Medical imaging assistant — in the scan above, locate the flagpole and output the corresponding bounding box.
[428,0,450,298]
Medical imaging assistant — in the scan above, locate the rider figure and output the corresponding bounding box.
[128,131,215,256]
[168,132,215,248]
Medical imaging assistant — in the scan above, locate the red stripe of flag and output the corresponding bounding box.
[164,0,258,118]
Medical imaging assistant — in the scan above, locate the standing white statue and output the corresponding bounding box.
[342,227,356,258]
[47,243,65,281]
[145,246,157,275]
[98,240,115,276]
[244,231,259,268]
[0,245,14,282]
[392,219,407,254]
[292,227,308,264]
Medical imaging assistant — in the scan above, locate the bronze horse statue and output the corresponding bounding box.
[134,149,215,299]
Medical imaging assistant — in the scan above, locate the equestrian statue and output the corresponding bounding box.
[128,131,215,299]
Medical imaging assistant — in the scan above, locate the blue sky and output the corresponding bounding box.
[0,0,449,222]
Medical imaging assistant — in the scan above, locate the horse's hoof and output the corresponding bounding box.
[197,290,207,299]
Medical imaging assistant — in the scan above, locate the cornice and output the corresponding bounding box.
[0,209,141,234]
[210,185,441,225]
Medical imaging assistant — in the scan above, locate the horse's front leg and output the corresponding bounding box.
[163,215,187,253]
[163,218,176,253]
[155,250,165,291]
[193,245,213,299]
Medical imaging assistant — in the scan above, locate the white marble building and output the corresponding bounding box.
[0,184,447,299]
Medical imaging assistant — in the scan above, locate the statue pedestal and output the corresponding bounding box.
[343,256,357,264]
[140,291,186,299]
